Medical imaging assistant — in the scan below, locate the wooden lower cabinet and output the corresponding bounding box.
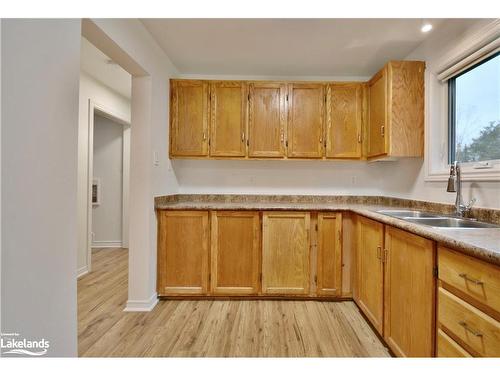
[438,246,500,319]
[437,329,472,357]
[354,215,437,357]
[157,210,209,296]
[438,287,500,357]
[156,209,457,358]
[262,212,311,295]
[316,212,342,296]
[356,216,384,334]
[384,226,435,357]
[437,245,500,357]
[210,211,260,295]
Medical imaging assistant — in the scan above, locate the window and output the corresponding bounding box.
[448,52,500,164]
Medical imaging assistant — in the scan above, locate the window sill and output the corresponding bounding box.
[425,166,500,182]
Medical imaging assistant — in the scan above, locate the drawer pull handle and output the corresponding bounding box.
[459,273,484,285]
[459,321,483,337]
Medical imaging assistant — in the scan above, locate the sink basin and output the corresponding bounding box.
[403,217,500,229]
[376,210,443,218]
[377,209,499,228]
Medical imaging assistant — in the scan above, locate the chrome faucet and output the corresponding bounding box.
[447,161,476,217]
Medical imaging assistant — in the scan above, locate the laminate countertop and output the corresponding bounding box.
[154,195,500,267]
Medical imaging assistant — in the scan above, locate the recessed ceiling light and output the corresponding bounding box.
[421,23,433,33]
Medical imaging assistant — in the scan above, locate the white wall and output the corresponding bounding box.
[84,19,180,310]
[92,114,124,247]
[0,18,3,344]
[395,19,500,209]
[172,20,500,210]
[77,71,130,275]
[174,159,395,196]
[1,19,80,357]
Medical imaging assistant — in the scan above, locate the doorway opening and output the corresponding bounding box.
[79,34,132,275]
[89,109,130,253]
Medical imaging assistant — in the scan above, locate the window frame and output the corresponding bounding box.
[424,19,500,182]
[447,51,500,165]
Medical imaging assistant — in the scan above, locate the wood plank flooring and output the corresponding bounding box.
[78,248,390,357]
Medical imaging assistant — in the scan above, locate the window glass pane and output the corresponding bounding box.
[454,53,500,163]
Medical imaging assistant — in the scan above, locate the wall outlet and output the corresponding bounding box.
[153,151,160,166]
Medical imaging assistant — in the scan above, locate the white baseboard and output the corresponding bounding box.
[91,240,122,248]
[77,265,89,279]
[124,293,158,312]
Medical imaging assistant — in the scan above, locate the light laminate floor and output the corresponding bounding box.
[78,248,390,357]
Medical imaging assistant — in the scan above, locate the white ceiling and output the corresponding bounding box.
[80,37,132,99]
[141,18,456,77]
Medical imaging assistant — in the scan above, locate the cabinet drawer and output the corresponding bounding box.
[438,287,500,357]
[438,246,500,316]
[437,329,472,357]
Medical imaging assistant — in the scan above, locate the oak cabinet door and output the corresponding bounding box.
[326,83,363,158]
[367,70,387,157]
[210,211,260,295]
[384,226,435,357]
[157,211,209,295]
[287,83,325,158]
[248,82,286,158]
[210,81,247,157]
[317,212,342,296]
[356,216,384,334]
[387,61,425,157]
[262,212,310,295]
[170,80,209,156]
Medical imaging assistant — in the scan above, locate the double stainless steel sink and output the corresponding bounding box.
[376,209,499,229]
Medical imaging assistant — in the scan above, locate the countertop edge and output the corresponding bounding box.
[154,202,500,267]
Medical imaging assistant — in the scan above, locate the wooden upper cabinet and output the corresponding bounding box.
[157,210,209,296]
[287,83,325,158]
[367,61,425,159]
[316,212,342,296]
[356,216,384,335]
[262,212,310,295]
[210,211,260,295]
[168,64,423,161]
[210,81,247,157]
[326,83,363,158]
[384,226,435,357]
[368,71,387,158]
[248,82,287,158]
[170,80,209,157]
